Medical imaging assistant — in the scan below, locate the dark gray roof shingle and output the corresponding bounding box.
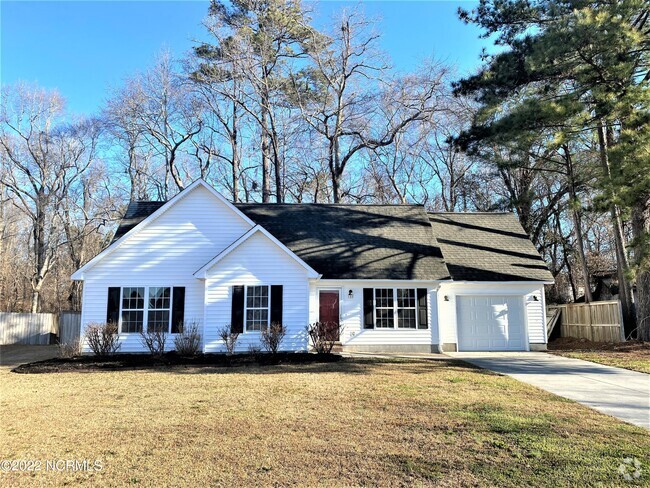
[428,212,554,282]
[109,199,552,282]
[112,201,166,242]
[235,204,449,280]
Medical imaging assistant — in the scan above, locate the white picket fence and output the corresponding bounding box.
[0,312,81,345]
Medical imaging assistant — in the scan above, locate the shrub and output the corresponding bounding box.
[217,325,239,355]
[173,321,202,356]
[260,322,286,354]
[140,329,167,358]
[307,321,342,354]
[84,322,120,356]
[58,338,82,358]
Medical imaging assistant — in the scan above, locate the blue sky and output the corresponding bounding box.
[2,1,487,116]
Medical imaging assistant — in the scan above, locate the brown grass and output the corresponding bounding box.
[549,338,650,374]
[1,358,648,487]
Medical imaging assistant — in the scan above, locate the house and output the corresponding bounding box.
[71,180,554,353]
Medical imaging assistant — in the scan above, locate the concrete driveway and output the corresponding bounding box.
[0,345,59,368]
[448,352,650,429]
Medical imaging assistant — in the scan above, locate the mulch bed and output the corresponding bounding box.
[12,352,343,374]
[548,337,650,353]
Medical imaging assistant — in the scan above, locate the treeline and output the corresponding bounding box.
[0,1,648,340]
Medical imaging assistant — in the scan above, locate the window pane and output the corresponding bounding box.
[121,310,143,333]
[397,309,416,329]
[147,310,170,333]
[397,289,415,308]
[149,287,170,309]
[376,309,394,328]
[122,287,144,310]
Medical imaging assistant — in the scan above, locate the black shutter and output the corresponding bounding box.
[270,285,283,325]
[417,288,428,329]
[106,287,120,325]
[363,288,374,329]
[231,285,244,333]
[171,287,185,333]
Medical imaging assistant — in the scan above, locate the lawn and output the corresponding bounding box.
[1,357,648,487]
[549,338,650,374]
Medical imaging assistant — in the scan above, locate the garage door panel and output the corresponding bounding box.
[457,295,527,351]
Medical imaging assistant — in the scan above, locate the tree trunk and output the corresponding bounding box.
[260,106,271,203]
[596,120,636,336]
[632,197,650,340]
[564,145,592,302]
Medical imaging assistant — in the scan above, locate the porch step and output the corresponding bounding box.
[330,342,343,353]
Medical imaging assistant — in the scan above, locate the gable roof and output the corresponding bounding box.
[194,225,320,279]
[428,212,554,283]
[71,180,255,280]
[235,204,449,280]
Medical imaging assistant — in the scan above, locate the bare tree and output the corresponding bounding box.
[292,10,446,202]
[0,84,101,312]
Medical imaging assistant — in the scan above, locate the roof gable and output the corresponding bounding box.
[71,180,254,280]
[428,212,554,283]
[194,225,320,279]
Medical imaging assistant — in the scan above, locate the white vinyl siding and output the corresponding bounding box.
[78,185,252,353]
[203,232,310,353]
[309,282,438,347]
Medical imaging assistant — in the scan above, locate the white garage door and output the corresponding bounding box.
[457,296,527,351]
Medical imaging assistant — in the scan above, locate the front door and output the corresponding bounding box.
[318,290,340,341]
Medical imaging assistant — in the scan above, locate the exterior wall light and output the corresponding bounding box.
[444,295,450,301]
[348,289,354,299]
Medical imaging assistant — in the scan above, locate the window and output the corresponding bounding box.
[121,287,145,333]
[245,285,269,331]
[374,288,394,328]
[396,289,417,329]
[373,288,418,329]
[119,286,174,334]
[147,287,171,332]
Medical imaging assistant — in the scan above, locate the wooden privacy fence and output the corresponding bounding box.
[0,312,81,345]
[548,300,624,342]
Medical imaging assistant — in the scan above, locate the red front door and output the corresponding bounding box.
[318,291,340,341]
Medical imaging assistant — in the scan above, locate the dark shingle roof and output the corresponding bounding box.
[109,199,552,282]
[428,212,554,282]
[235,204,449,280]
[112,201,166,242]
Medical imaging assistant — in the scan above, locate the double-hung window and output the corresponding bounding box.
[374,288,395,328]
[147,287,171,332]
[119,286,173,334]
[374,288,418,329]
[245,285,270,332]
[121,287,145,333]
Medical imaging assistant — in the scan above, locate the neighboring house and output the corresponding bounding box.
[72,180,554,353]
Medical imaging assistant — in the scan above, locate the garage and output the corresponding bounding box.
[456,295,527,351]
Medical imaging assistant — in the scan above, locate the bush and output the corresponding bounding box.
[58,338,82,358]
[260,322,286,354]
[217,325,240,355]
[307,321,342,354]
[140,329,167,358]
[84,322,120,356]
[173,321,202,356]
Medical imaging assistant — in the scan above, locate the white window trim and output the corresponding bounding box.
[244,285,271,333]
[118,286,176,335]
[372,288,419,330]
